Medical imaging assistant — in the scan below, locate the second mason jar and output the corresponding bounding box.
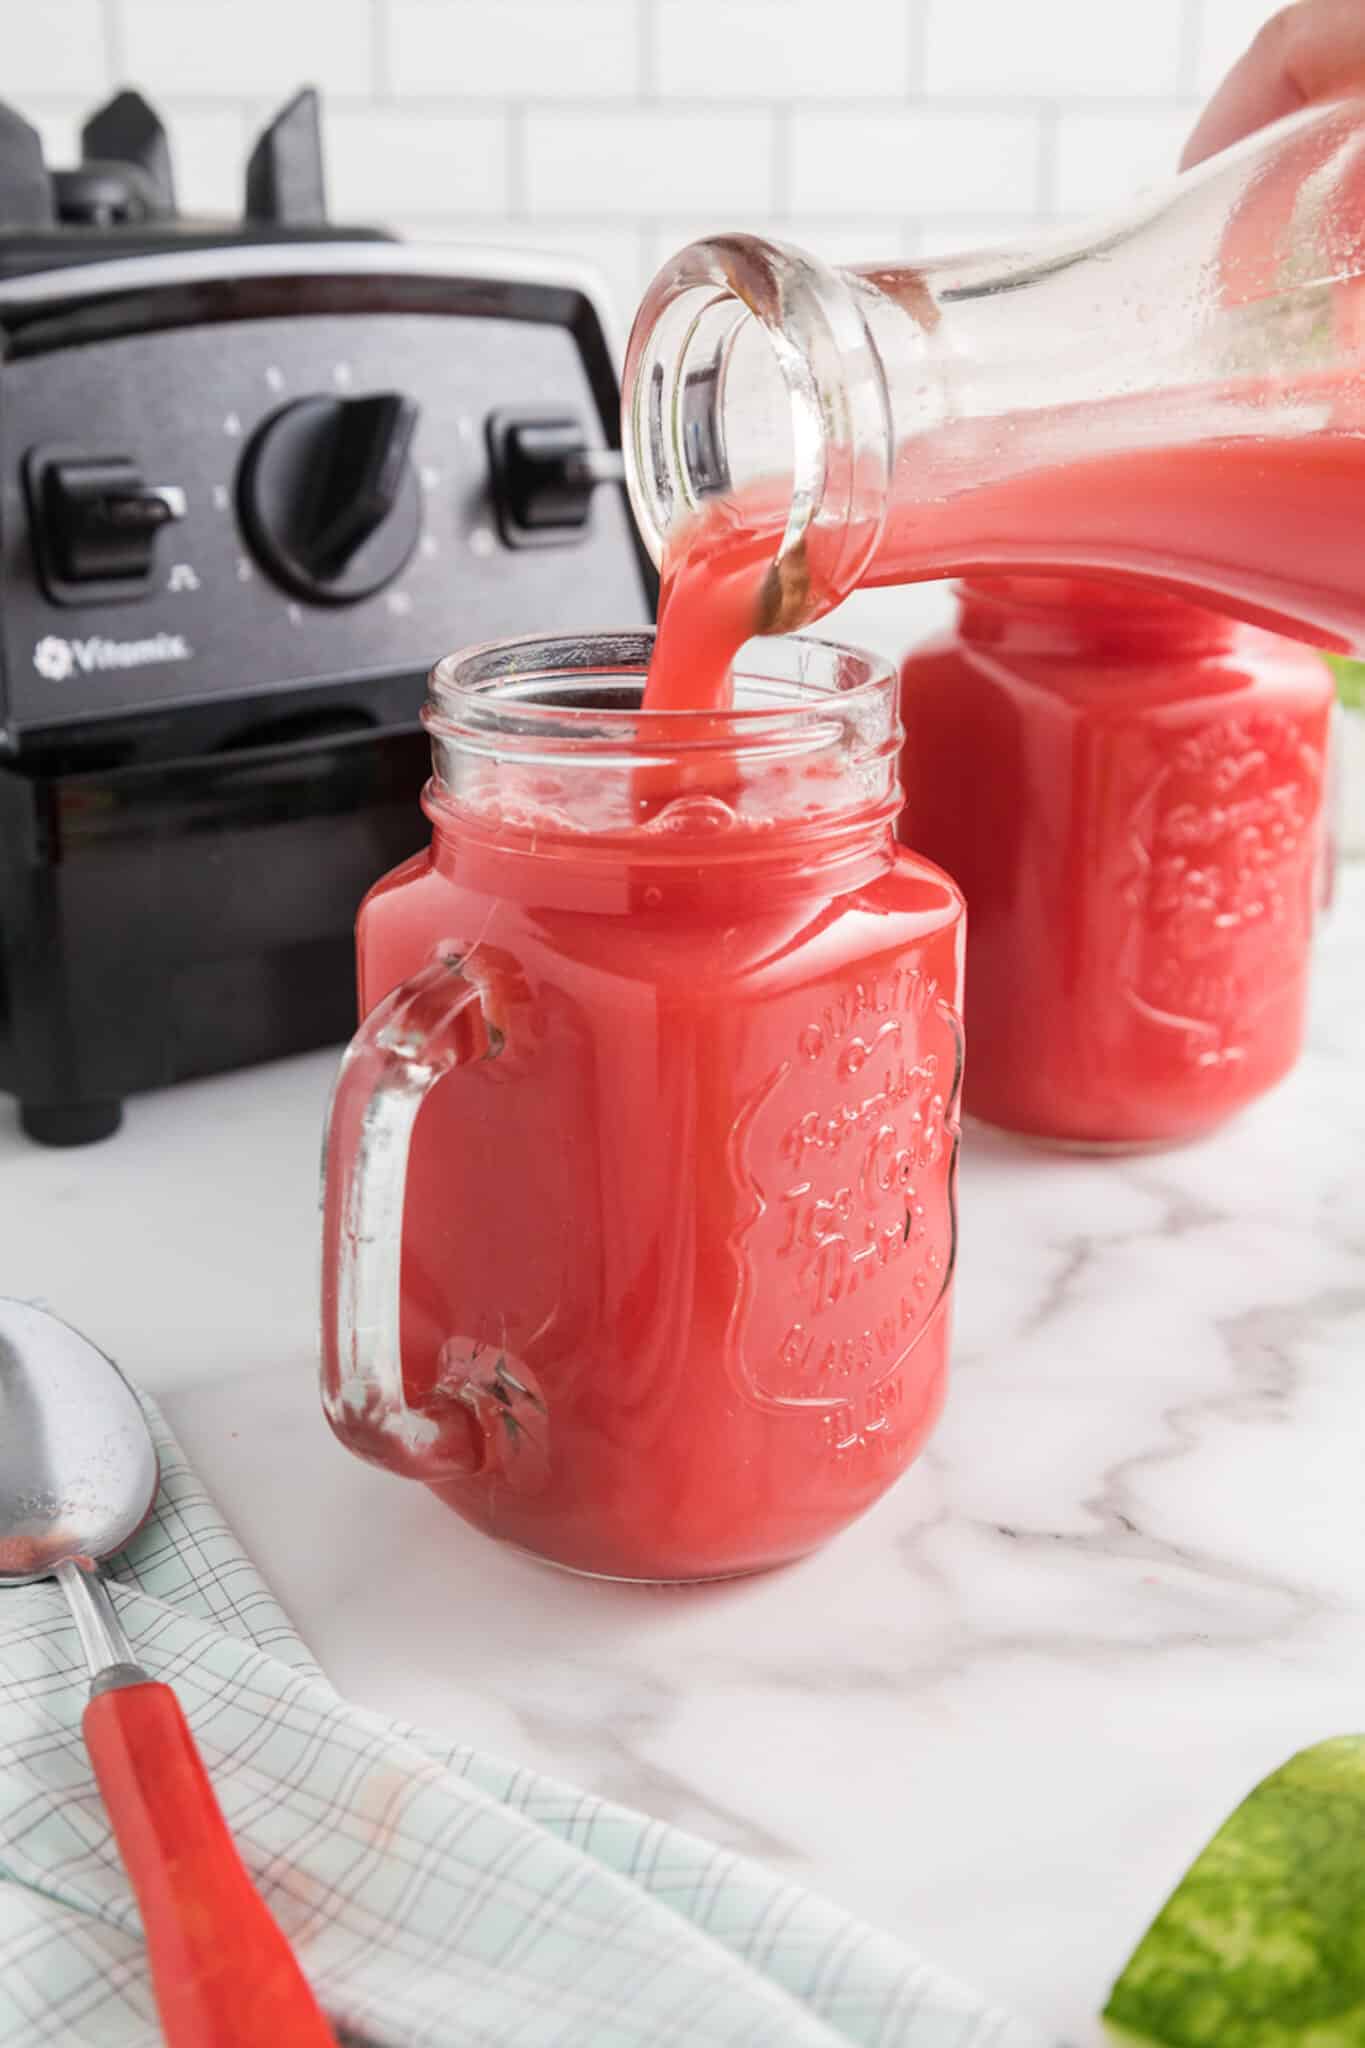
[898,578,1333,1151]
[322,630,964,1581]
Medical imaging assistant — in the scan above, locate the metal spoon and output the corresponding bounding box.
[0,1299,337,2048]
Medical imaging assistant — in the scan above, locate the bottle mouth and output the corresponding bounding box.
[424,628,902,837]
[621,236,894,633]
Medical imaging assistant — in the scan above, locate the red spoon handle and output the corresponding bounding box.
[83,1680,339,2047]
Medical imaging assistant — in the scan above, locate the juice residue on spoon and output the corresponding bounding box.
[0,1534,46,1574]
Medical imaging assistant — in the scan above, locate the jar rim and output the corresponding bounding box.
[422,627,903,842]
[425,626,896,746]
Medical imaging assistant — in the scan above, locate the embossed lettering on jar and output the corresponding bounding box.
[321,631,965,1581]
[898,578,1332,1150]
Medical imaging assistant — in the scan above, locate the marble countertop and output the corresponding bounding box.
[3,867,1363,2047]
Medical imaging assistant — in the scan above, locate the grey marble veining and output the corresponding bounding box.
[2,872,1362,2046]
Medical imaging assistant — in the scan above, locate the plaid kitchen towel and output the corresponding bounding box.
[0,1400,1052,2048]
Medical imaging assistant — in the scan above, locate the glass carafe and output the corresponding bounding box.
[320,630,964,1582]
[623,97,1365,650]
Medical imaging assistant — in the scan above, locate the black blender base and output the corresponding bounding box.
[20,1100,124,1146]
[0,714,437,1151]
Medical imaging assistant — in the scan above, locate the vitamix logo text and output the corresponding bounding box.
[33,631,192,683]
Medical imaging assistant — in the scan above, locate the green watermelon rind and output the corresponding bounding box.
[1325,656,1365,710]
[1103,1736,1365,2047]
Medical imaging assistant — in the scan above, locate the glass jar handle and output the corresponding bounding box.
[320,947,499,1479]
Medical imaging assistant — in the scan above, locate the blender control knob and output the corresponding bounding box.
[237,392,421,605]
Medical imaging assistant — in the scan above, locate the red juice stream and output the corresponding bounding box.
[643,498,775,712]
[644,483,848,710]
[635,494,804,813]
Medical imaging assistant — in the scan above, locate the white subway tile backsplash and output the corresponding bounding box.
[1196,0,1277,93]
[654,0,911,100]
[4,0,1296,329]
[163,109,254,216]
[326,110,509,220]
[525,109,775,216]
[925,0,1186,96]
[120,0,372,99]
[1053,108,1196,213]
[389,1,640,101]
[790,110,1043,217]
[27,105,82,173]
[4,0,106,96]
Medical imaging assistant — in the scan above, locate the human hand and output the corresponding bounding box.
[1183,0,1365,167]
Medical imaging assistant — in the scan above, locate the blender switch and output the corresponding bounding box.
[32,453,186,589]
[488,411,625,541]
